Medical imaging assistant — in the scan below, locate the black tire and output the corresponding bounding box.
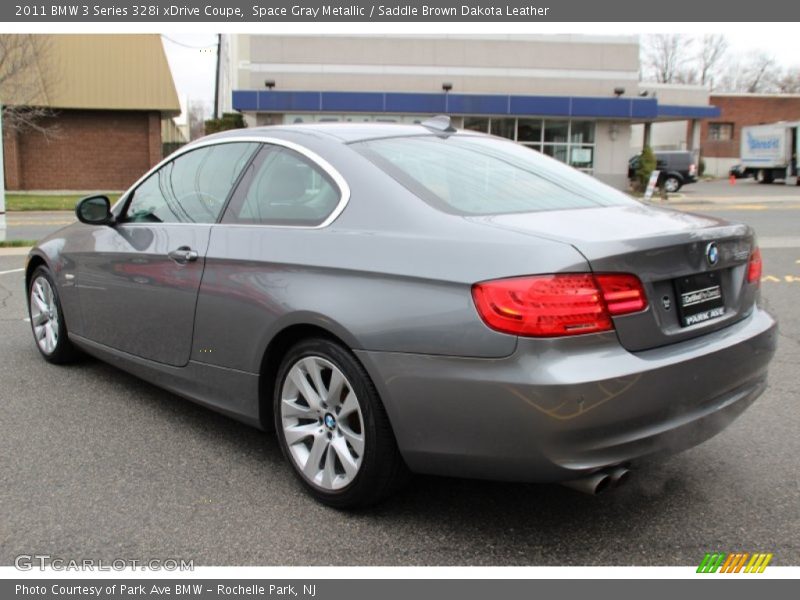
[756,169,774,184]
[273,337,408,509]
[27,266,81,364]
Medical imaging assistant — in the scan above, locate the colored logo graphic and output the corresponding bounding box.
[697,552,773,573]
[746,132,780,152]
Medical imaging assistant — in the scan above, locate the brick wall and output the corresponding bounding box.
[2,109,163,191]
[698,95,800,159]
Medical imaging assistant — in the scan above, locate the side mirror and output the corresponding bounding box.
[76,195,114,226]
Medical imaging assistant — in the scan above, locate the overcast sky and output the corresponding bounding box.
[160,34,219,115]
[160,32,800,119]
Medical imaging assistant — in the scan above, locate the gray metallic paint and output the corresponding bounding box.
[27,123,778,482]
[356,307,775,480]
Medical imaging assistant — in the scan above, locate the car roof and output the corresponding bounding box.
[204,121,482,144]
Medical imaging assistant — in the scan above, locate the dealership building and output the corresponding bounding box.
[218,34,720,190]
[1,34,179,191]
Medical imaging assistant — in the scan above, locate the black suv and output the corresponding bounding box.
[628,150,698,192]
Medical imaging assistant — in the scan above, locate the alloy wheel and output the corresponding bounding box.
[280,356,365,491]
[664,177,680,193]
[29,276,60,355]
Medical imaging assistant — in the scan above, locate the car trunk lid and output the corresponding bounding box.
[469,204,758,351]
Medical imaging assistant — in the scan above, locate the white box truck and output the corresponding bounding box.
[740,121,799,184]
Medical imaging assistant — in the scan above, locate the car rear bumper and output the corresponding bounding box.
[355,306,777,482]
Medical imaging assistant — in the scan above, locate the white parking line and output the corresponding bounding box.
[0,268,24,276]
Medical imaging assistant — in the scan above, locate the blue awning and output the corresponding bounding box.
[232,90,720,121]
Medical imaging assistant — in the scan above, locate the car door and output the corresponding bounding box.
[190,143,347,373]
[77,141,259,366]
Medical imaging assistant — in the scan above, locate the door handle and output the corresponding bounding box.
[168,246,199,264]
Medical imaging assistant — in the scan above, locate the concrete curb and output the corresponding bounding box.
[0,247,32,256]
[647,196,800,207]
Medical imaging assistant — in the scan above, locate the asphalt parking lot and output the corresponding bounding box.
[1,189,798,566]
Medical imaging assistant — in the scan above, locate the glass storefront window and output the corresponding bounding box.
[544,121,569,144]
[517,119,542,143]
[463,117,490,133]
[569,146,594,169]
[543,144,569,162]
[570,121,595,144]
[491,118,516,140]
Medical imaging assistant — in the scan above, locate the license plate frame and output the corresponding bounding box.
[674,271,725,327]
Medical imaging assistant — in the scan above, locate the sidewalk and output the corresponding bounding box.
[646,178,800,207]
[0,246,31,256]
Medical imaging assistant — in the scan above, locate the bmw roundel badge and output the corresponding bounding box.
[705,242,720,267]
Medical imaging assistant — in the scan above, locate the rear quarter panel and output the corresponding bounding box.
[190,225,585,371]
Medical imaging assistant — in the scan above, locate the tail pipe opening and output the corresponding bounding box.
[560,465,631,495]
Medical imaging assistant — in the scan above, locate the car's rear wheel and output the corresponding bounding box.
[28,266,80,364]
[663,175,682,193]
[274,337,407,508]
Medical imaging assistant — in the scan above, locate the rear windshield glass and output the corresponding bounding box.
[353,135,636,215]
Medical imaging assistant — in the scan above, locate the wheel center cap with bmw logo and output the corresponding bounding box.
[324,413,337,429]
[706,242,720,266]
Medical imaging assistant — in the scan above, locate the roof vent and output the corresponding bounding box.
[421,115,456,133]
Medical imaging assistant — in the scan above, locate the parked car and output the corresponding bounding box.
[27,120,776,507]
[629,150,698,192]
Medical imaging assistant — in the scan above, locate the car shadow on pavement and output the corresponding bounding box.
[21,350,742,566]
[76,356,703,539]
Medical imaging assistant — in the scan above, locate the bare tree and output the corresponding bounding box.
[187,100,206,140]
[0,35,58,136]
[742,52,777,93]
[775,68,800,94]
[698,34,728,88]
[641,33,797,95]
[641,34,693,84]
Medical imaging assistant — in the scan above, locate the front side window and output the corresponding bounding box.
[222,146,341,226]
[124,142,258,224]
[354,135,635,215]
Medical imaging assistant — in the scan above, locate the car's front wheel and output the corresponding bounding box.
[28,266,80,364]
[274,337,407,508]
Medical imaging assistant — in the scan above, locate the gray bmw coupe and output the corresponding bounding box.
[26,119,777,507]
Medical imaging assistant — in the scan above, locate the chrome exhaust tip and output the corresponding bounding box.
[560,472,612,495]
[608,466,630,489]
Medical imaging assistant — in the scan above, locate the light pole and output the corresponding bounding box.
[442,82,453,114]
[0,101,6,243]
[213,33,221,120]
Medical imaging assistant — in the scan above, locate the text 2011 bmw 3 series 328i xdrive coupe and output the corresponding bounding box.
[26,119,777,507]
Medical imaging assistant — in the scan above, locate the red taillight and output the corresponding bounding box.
[747,247,762,284]
[689,163,697,176]
[471,273,648,337]
[594,274,649,315]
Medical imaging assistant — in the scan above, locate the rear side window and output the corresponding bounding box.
[354,135,635,215]
[124,142,258,224]
[222,145,341,226]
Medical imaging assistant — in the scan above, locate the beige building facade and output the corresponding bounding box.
[220,35,718,190]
